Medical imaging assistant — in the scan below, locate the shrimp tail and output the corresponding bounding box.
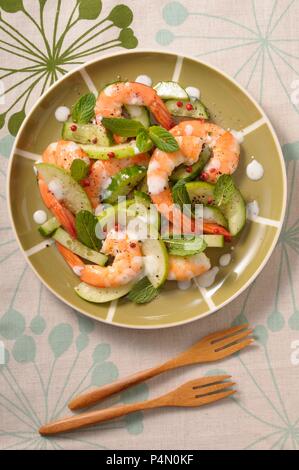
[55,242,84,270]
[151,95,174,130]
[203,222,232,241]
[38,178,77,239]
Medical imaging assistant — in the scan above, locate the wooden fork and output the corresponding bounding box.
[69,323,252,410]
[40,375,235,435]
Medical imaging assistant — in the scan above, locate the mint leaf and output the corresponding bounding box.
[214,174,235,206]
[70,159,89,182]
[148,126,179,152]
[164,236,207,256]
[136,128,153,152]
[102,117,144,137]
[172,179,191,210]
[72,93,96,124]
[75,210,100,250]
[127,277,160,304]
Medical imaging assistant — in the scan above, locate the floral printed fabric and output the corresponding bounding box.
[1,0,299,450]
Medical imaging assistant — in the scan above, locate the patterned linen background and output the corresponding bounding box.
[1,0,299,450]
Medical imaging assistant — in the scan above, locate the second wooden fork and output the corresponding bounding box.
[40,375,235,435]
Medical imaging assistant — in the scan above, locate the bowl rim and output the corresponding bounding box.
[6,48,287,330]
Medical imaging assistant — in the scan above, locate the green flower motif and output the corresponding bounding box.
[163,2,188,26]
[253,325,268,346]
[48,323,73,358]
[12,335,36,363]
[0,1,138,135]
[75,333,89,352]
[90,361,118,386]
[92,343,111,363]
[121,383,149,404]
[0,134,15,157]
[267,310,285,332]
[124,411,144,435]
[77,314,94,335]
[30,316,46,335]
[0,308,26,340]
[288,310,299,330]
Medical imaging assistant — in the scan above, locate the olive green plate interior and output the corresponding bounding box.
[7,50,286,329]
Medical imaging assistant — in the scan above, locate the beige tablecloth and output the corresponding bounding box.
[1,0,299,450]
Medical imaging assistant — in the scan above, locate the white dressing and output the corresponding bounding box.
[246,159,264,180]
[48,179,64,200]
[185,124,194,136]
[135,74,152,87]
[185,86,200,101]
[196,266,219,288]
[246,200,260,219]
[219,253,232,267]
[177,280,191,290]
[230,129,244,144]
[33,210,47,224]
[73,266,84,276]
[55,106,70,122]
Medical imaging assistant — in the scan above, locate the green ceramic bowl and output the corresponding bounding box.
[7,50,287,329]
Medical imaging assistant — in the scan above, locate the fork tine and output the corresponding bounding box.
[213,329,253,351]
[194,381,235,397]
[202,323,249,344]
[195,389,236,407]
[213,338,254,360]
[189,375,231,389]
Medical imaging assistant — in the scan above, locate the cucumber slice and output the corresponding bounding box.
[186,181,215,205]
[62,122,111,146]
[133,190,151,208]
[103,165,147,204]
[171,147,211,182]
[53,228,107,265]
[154,81,188,100]
[38,217,60,236]
[203,234,224,248]
[125,105,150,128]
[202,206,228,228]
[165,99,209,119]
[220,187,246,236]
[136,176,148,193]
[35,163,92,213]
[75,282,133,303]
[97,200,134,229]
[80,141,139,160]
[127,191,160,234]
[186,181,246,236]
[141,238,168,288]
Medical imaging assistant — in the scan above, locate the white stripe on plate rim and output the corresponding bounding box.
[172,56,184,82]
[241,117,266,136]
[106,299,118,322]
[247,214,281,228]
[26,239,54,257]
[193,278,216,310]
[15,148,42,161]
[80,68,98,95]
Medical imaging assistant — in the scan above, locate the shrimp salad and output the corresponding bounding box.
[34,79,246,305]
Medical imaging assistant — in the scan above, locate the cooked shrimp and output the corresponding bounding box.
[80,229,143,288]
[95,82,173,130]
[167,252,211,281]
[43,140,88,171]
[171,120,240,182]
[85,153,149,208]
[55,242,84,272]
[38,178,77,238]
[148,132,231,238]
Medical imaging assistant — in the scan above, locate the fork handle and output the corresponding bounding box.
[68,360,177,410]
[40,399,162,436]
